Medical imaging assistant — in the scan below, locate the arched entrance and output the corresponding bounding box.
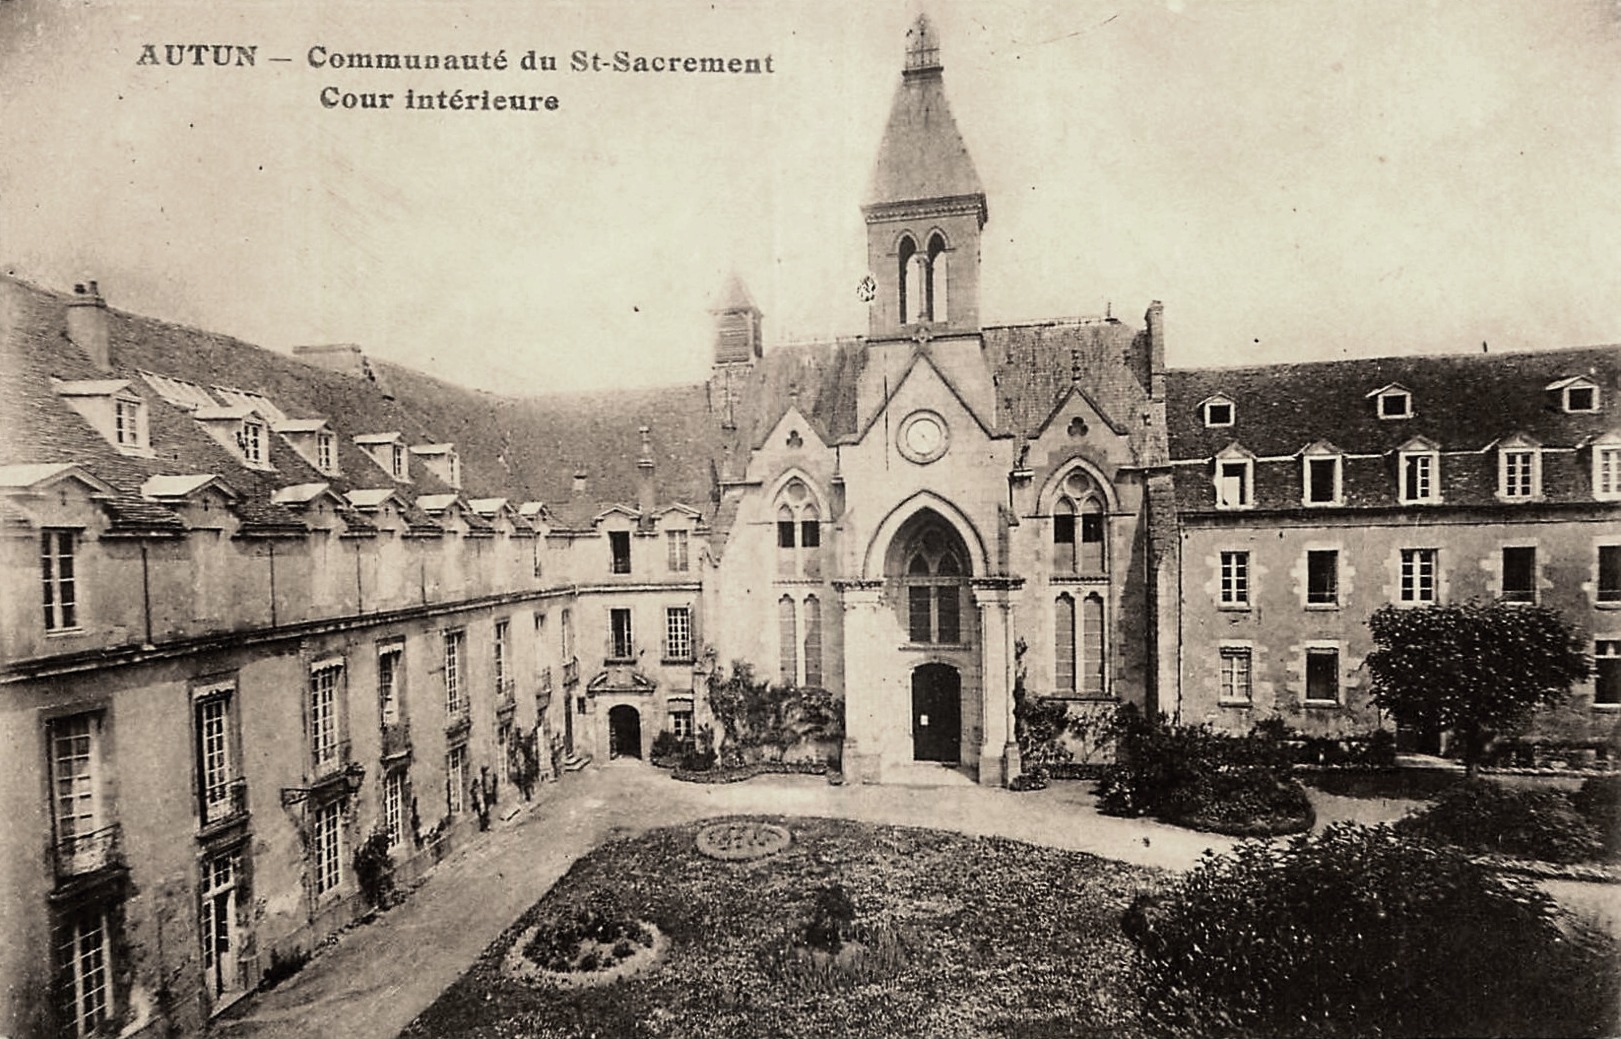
[607,705,642,759]
[911,663,961,763]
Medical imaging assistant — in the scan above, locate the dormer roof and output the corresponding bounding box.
[141,473,240,502]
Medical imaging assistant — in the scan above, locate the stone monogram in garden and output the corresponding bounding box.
[696,820,792,861]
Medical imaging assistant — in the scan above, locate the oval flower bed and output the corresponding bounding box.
[502,890,666,990]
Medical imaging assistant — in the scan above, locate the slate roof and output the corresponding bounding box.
[865,15,985,211]
[1165,346,1621,513]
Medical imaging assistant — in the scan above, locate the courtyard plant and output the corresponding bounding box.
[1366,600,1590,775]
[1395,778,1611,864]
[704,662,843,769]
[1127,822,1620,1038]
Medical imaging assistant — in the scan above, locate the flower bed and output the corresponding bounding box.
[671,760,831,784]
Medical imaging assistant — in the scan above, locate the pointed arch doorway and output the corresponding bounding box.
[911,663,961,763]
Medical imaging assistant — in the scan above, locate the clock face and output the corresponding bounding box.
[898,411,949,464]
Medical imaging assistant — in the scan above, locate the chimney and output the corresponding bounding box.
[67,281,111,371]
[572,467,588,498]
[1145,300,1166,401]
[636,425,656,527]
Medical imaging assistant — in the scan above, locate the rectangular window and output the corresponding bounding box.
[199,850,241,998]
[41,529,78,631]
[665,606,692,661]
[803,596,823,687]
[1595,640,1621,706]
[311,800,342,896]
[494,619,510,695]
[1305,648,1340,704]
[57,905,112,1037]
[666,530,689,572]
[908,585,932,643]
[1306,550,1339,606]
[1219,551,1249,606]
[609,531,631,574]
[1079,593,1104,696]
[936,586,961,644]
[1219,647,1252,704]
[1053,511,1075,545]
[1306,456,1340,504]
[391,443,406,479]
[1402,453,1436,503]
[1599,447,1621,501]
[1501,547,1536,603]
[309,664,342,774]
[1054,596,1076,693]
[1400,549,1438,603]
[560,608,574,661]
[378,644,402,726]
[1500,450,1536,499]
[800,520,821,549]
[670,710,694,741]
[114,397,143,447]
[1600,546,1621,604]
[446,743,469,813]
[777,520,796,549]
[382,770,407,849]
[1216,460,1251,507]
[443,630,465,716]
[196,690,240,825]
[317,432,335,473]
[238,421,264,464]
[779,596,798,683]
[50,713,106,874]
[609,608,633,660]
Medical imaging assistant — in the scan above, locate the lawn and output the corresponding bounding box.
[401,816,1168,1039]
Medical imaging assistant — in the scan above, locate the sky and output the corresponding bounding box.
[2,0,1619,395]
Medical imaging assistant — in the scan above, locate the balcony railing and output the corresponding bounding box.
[444,708,472,738]
[53,822,124,878]
[311,738,352,779]
[496,677,517,711]
[200,777,249,828]
[381,721,412,760]
[562,658,579,687]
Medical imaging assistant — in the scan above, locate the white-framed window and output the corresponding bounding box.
[1201,396,1235,428]
[391,443,406,479]
[382,769,408,849]
[42,529,79,632]
[665,606,692,661]
[1219,646,1253,704]
[560,608,574,662]
[113,394,146,450]
[316,431,336,474]
[57,904,113,1037]
[1600,545,1621,605]
[1302,453,1342,506]
[199,849,242,999]
[378,641,403,726]
[609,608,633,660]
[1375,387,1412,419]
[1304,646,1341,704]
[195,685,240,825]
[1549,376,1601,413]
[667,529,690,572]
[1595,640,1621,707]
[237,419,266,465]
[309,663,343,774]
[1596,444,1621,502]
[1400,548,1438,603]
[494,618,510,696]
[1499,446,1539,500]
[1398,447,1439,504]
[1214,457,1253,509]
[50,712,107,874]
[609,531,632,574]
[1219,551,1249,607]
[1501,546,1536,603]
[1307,549,1339,606]
[311,799,342,897]
[443,629,465,716]
[446,743,469,813]
[670,710,694,741]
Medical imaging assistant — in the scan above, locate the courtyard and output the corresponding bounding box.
[206,764,1620,1039]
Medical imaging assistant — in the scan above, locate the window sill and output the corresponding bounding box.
[1304,602,1340,611]
[901,642,971,651]
[1595,601,1621,610]
[1302,699,1342,709]
[1217,700,1254,709]
[1217,603,1252,612]
[661,657,695,667]
[1591,703,1621,712]
[44,627,87,638]
[604,656,635,665]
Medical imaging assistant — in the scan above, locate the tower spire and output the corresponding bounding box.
[904,13,942,75]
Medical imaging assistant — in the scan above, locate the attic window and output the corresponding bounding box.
[114,396,145,448]
[1202,399,1234,428]
[1214,458,1253,509]
[316,432,336,474]
[391,444,406,479]
[1566,385,1598,413]
[1377,389,1412,420]
[236,420,266,465]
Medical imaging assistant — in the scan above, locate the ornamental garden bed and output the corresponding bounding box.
[401,816,1168,1038]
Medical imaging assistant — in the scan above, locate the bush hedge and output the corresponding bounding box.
[1160,769,1315,837]
[1395,779,1604,864]
[1574,773,1621,859]
[1127,823,1620,1038]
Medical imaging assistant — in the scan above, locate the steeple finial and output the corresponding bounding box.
[904,13,941,75]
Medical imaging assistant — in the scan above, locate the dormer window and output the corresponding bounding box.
[1376,388,1411,419]
[1497,437,1541,501]
[391,444,406,479]
[1213,445,1255,509]
[1397,438,1441,504]
[316,432,336,474]
[1301,444,1343,506]
[1200,396,1235,428]
[52,379,152,457]
[1547,375,1601,414]
[1594,433,1621,502]
[114,396,145,449]
[236,420,266,465]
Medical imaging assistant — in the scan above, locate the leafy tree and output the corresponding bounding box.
[1365,600,1589,775]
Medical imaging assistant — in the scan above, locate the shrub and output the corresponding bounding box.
[258,946,310,992]
[1094,704,1296,820]
[1574,773,1621,859]
[522,890,649,972]
[352,831,397,910]
[1160,769,1314,837]
[802,882,858,953]
[1128,823,1620,1038]
[650,729,685,764]
[1395,779,1603,864]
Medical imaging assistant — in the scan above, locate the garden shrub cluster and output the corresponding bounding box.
[521,889,654,973]
[1395,778,1612,864]
[352,831,397,910]
[1127,823,1621,1038]
[706,663,843,770]
[1574,773,1621,859]
[1094,704,1314,835]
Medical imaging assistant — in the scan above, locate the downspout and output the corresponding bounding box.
[355,538,365,614]
[267,541,278,628]
[139,543,154,648]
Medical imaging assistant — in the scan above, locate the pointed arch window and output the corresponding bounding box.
[898,235,920,324]
[1052,469,1108,575]
[904,530,964,644]
[926,232,949,323]
[775,477,823,578]
[778,595,797,685]
[1055,594,1076,693]
[1054,591,1107,697]
[803,595,823,688]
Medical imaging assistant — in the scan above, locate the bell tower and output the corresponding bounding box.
[862,13,987,341]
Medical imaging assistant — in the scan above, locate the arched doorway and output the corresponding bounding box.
[608,705,642,759]
[911,663,961,763]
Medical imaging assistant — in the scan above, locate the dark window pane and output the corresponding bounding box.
[1502,547,1535,602]
[936,586,960,643]
[1599,546,1620,603]
[800,520,820,548]
[1307,550,1338,604]
[777,521,796,549]
[609,531,631,574]
[909,586,932,642]
[1053,513,1075,545]
[1306,650,1339,702]
[1309,458,1338,502]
